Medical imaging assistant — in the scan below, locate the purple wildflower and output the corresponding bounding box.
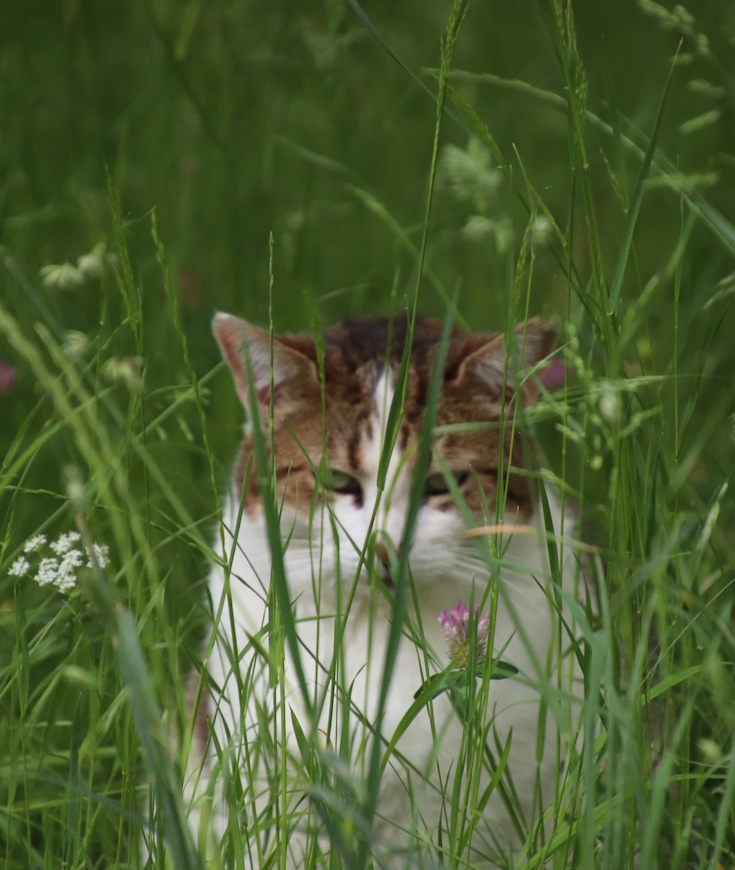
[541,358,566,391]
[438,600,491,667]
[0,362,16,396]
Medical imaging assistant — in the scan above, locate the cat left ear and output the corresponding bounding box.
[212,313,318,419]
[456,318,557,405]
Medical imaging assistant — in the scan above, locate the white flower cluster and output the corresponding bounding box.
[100,356,144,390]
[441,137,502,214]
[39,243,117,292]
[7,532,110,593]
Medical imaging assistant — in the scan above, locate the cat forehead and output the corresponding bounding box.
[324,315,443,367]
[307,316,512,443]
[323,314,490,374]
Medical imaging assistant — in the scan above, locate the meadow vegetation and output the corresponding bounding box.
[1,0,734,866]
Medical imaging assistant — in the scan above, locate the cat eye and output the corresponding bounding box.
[318,468,363,499]
[423,470,469,498]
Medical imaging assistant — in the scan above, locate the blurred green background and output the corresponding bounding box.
[2,0,733,320]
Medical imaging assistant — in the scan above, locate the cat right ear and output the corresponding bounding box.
[454,318,557,405]
[212,313,317,421]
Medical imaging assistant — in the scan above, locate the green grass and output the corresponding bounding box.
[1,0,735,867]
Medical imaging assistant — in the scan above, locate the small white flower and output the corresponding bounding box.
[63,549,83,569]
[23,534,47,554]
[87,543,110,569]
[76,243,107,279]
[598,382,622,425]
[101,356,144,390]
[9,557,31,577]
[35,557,60,587]
[462,215,496,242]
[441,138,501,212]
[63,330,90,360]
[698,737,722,763]
[530,215,553,247]
[463,216,513,252]
[56,550,83,592]
[64,466,86,507]
[51,532,82,555]
[54,575,74,593]
[40,263,85,291]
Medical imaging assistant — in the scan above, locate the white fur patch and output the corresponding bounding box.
[362,367,412,548]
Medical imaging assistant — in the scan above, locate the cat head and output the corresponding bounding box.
[213,312,556,588]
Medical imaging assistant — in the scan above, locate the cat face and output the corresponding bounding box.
[213,313,555,591]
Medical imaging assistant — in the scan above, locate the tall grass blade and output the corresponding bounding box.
[607,45,680,316]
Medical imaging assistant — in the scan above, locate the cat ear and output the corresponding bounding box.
[455,318,557,404]
[212,313,318,418]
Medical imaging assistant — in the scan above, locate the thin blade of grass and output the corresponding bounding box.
[607,44,680,316]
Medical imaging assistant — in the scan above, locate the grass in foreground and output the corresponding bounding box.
[1,0,735,867]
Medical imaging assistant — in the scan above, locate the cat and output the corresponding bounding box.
[186,312,584,869]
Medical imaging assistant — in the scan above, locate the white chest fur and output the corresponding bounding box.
[198,488,581,868]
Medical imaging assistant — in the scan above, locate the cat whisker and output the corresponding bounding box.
[454,522,538,539]
[455,524,600,555]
